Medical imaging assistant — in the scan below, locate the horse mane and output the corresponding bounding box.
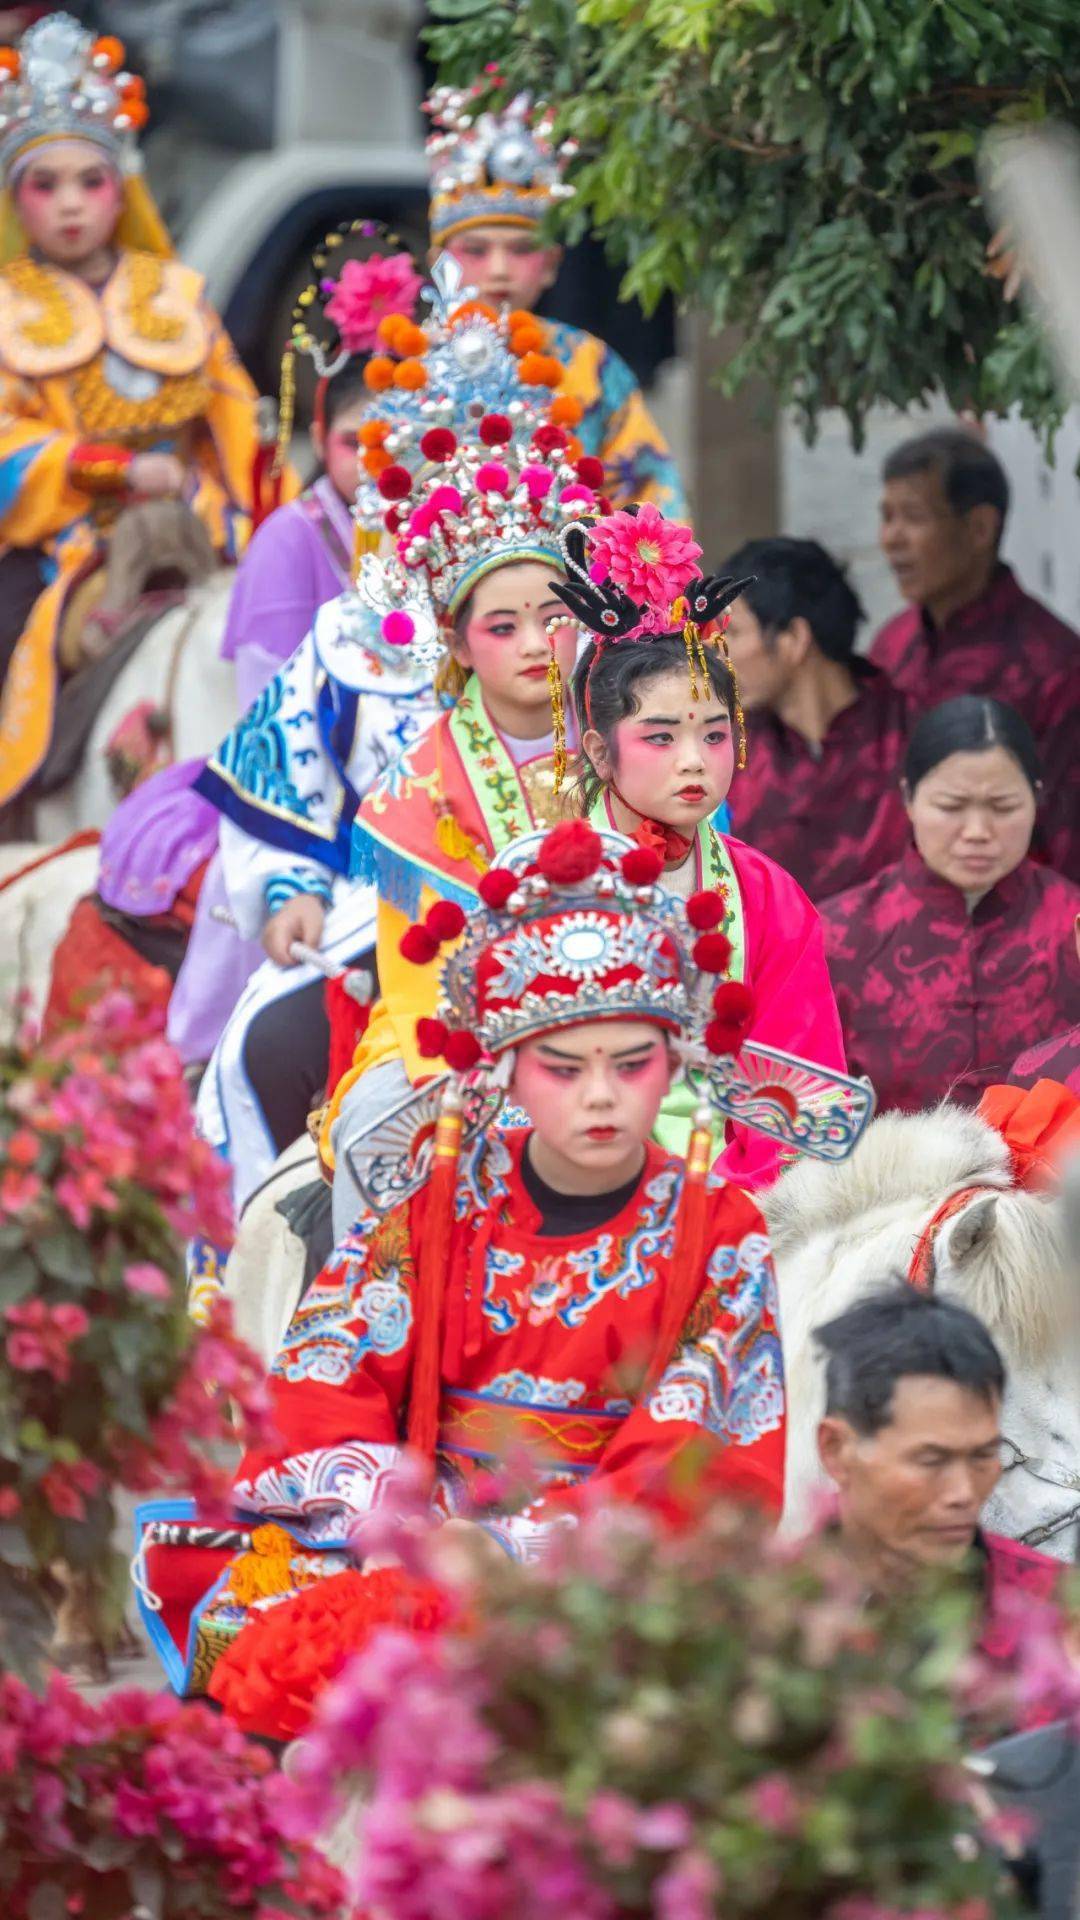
[766,1104,1070,1365]
[764,1103,1012,1258]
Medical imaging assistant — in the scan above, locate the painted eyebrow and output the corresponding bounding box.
[537,1039,659,1063]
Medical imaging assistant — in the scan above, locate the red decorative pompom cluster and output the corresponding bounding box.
[704,980,755,1057]
[415,1017,483,1073]
[399,896,467,968]
[535,819,604,886]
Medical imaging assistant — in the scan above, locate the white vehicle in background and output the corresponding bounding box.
[97,0,676,414]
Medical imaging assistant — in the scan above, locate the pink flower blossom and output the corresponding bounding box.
[654,1847,721,1920]
[749,1770,801,1834]
[6,1128,39,1167]
[123,1262,172,1301]
[587,503,702,616]
[0,1167,41,1213]
[323,252,422,354]
[5,1299,88,1382]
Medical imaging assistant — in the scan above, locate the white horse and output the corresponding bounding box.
[767,1103,1080,1559]
[220,1135,322,1368]
[33,572,238,840]
[0,838,101,1032]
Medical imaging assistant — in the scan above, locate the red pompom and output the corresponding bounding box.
[416,1017,449,1059]
[693,931,734,974]
[712,980,755,1027]
[377,463,413,501]
[478,868,519,909]
[532,423,567,458]
[575,455,605,489]
[479,413,512,446]
[400,924,439,966]
[685,889,726,931]
[420,427,457,461]
[620,846,664,886]
[704,1018,744,1058]
[425,899,467,942]
[384,505,405,533]
[596,494,615,516]
[536,819,604,886]
[444,1030,483,1073]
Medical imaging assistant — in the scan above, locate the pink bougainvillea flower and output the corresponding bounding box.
[123,1262,172,1301]
[5,1128,39,1168]
[587,503,702,613]
[323,252,422,355]
[0,1167,41,1214]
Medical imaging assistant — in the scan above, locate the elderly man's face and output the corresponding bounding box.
[819,1375,1003,1570]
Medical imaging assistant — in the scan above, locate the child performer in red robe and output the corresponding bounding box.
[132,818,878,1737]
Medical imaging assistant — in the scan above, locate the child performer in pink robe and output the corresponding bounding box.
[556,510,846,1188]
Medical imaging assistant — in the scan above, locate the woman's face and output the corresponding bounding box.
[584,664,735,832]
[15,140,122,266]
[905,745,1037,892]
[314,395,367,503]
[452,561,577,737]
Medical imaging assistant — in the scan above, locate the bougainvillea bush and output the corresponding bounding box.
[284,1502,1035,1920]
[0,1673,347,1919]
[0,989,269,1677]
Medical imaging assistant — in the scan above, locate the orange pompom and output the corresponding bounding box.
[359,420,391,449]
[0,48,19,78]
[510,320,545,356]
[376,312,409,350]
[117,97,149,130]
[507,309,537,332]
[91,35,125,72]
[120,74,146,100]
[394,358,427,391]
[550,394,584,427]
[364,356,396,392]
[564,434,583,460]
[450,298,499,327]
[363,447,393,477]
[518,351,552,386]
[399,322,430,357]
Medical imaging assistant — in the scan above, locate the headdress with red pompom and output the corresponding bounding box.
[425,84,576,245]
[551,511,753,769]
[406,819,759,1072]
[0,13,149,179]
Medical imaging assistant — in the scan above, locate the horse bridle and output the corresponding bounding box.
[907,1183,1080,1554]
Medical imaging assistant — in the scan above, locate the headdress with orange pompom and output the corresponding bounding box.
[341,818,875,1462]
[0,13,170,265]
[353,252,605,775]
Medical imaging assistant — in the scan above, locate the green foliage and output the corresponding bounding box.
[428,0,1079,444]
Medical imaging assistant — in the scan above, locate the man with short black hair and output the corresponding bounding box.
[873,425,1080,881]
[721,537,910,900]
[815,1288,1058,1659]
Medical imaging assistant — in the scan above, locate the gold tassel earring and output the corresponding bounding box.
[271,343,296,481]
[717,619,747,770]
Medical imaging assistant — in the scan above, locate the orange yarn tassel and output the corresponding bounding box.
[645,1099,714,1396]
[406,1085,464,1466]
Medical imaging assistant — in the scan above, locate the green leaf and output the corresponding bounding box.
[0,1252,36,1307]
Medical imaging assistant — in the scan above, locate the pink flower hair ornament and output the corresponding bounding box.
[322,251,423,356]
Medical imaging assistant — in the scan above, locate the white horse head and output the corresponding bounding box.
[767,1104,1080,1560]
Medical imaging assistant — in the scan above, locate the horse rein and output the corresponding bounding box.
[907,1183,1080,1554]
